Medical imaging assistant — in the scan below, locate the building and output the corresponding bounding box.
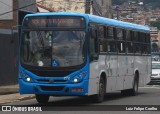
[37,4,53,12]
[37,0,112,18]
[0,0,37,29]
[150,27,159,42]
[37,0,86,13]
[150,27,159,52]
[92,0,112,18]
[0,0,37,86]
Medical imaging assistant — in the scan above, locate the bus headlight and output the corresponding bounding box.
[24,76,33,83]
[19,71,33,83]
[74,78,78,83]
[72,76,81,83]
[26,77,31,82]
[72,71,87,83]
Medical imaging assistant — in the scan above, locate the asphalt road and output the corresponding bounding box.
[2,85,160,114]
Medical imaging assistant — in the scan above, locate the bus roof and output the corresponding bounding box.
[88,14,150,33]
[24,12,150,33]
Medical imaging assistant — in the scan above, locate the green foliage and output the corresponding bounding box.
[112,0,126,5]
[112,0,138,5]
[150,20,160,30]
[144,0,158,4]
[112,0,160,10]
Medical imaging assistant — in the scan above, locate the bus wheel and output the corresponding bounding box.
[35,94,49,103]
[130,74,139,96]
[94,77,105,103]
[121,74,139,96]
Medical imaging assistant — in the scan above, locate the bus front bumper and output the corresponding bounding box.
[19,79,88,96]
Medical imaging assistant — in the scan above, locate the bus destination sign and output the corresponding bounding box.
[24,16,85,28]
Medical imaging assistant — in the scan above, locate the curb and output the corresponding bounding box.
[18,95,35,101]
[0,85,19,95]
[0,89,19,95]
[0,94,35,105]
[0,85,35,104]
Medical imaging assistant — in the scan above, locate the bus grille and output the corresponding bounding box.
[40,86,64,91]
[30,70,74,77]
[37,79,67,83]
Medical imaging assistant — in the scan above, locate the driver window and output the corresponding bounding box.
[89,24,98,61]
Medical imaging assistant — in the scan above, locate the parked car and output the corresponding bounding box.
[150,61,160,84]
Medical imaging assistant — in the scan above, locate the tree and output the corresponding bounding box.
[150,20,160,30]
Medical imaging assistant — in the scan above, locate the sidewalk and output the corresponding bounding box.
[0,84,35,104]
[0,84,19,95]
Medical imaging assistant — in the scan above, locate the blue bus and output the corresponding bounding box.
[19,12,151,103]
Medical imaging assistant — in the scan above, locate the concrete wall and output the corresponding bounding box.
[102,0,112,18]
[0,0,37,86]
[86,0,112,18]
[18,0,37,13]
[0,0,18,29]
[0,0,13,20]
[93,0,112,18]
[0,29,19,86]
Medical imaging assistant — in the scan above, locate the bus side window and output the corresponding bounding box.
[107,27,117,53]
[108,41,116,52]
[126,30,133,54]
[89,27,98,61]
[116,28,125,53]
[107,27,114,39]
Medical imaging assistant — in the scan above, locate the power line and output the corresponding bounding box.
[0,0,103,17]
[0,0,46,17]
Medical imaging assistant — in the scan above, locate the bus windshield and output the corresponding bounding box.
[20,30,86,67]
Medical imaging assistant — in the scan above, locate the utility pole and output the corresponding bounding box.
[116,6,119,20]
[85,0,91,14]
[115,5,119,20]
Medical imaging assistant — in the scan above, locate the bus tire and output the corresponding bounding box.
[121,73,139,96]
[130,73,139,96]
[94,77,105,103]
[35,94,49,103]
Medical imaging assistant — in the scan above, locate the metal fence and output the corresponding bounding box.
[0,30,19,86]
